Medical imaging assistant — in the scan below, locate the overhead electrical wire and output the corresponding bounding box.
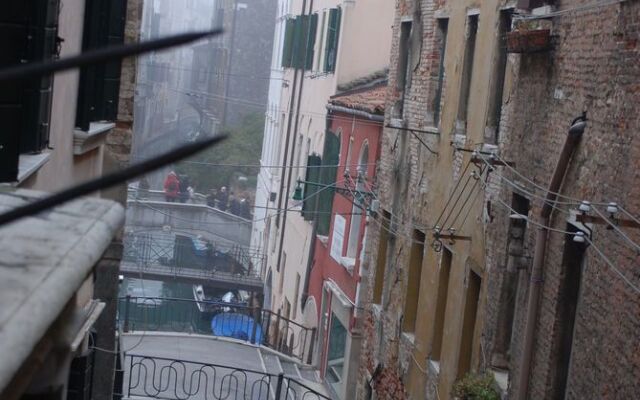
[135,82,387,129]
[478,154,640,253]
[479,178,640,295]
[130,178,348,227]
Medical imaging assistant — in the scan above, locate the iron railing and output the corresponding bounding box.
[119,296,317,365]
[123,232,264,278]
[117,354,331,400]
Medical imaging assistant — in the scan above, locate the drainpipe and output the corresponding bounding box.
[516,114,587,400]
[274,0,308,275]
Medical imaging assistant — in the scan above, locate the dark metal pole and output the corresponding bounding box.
[307,327,317,365]
[123,295,131,333]
[274,373,285,399]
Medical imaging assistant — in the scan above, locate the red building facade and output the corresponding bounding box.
[306,83,385,398]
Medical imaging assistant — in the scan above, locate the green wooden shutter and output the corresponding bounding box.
[281,18,295,68]
[305,14,318,71]
[76,0,126,131]
[324,8,341,73]
[292,16,305,69]
[102,0,127,121]
[20,0,59,153]
[0,3,30,181]
[301,154,322,220]
[317,131,340,236]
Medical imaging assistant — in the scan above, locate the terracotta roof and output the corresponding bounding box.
[329,84,387,115]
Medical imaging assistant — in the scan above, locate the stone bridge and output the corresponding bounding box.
[125,195,251,248]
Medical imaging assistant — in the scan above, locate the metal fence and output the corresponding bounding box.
[118,354,331,400]
[119,296,317,365]
[123,232,264,278]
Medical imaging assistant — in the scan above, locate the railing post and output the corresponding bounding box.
[250,306,259,344]
[123,295,131,333]
[306,327,317,365]
[274,310,282,351]
[274,373,284,399]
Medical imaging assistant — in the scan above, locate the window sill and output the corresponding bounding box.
[422,126,440,135]
[318,235,329,247]
[15,152,52,185]
[73,122,115,155]
[339,256,356,273]
[388,118,404,128]
[372,303,382,320]
[428,359,440,375]
[401,331,415,347]
[491,368,509,395]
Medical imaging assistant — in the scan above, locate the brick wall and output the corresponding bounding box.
[482,0,640,398]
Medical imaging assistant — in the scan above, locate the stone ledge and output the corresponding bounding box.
[73,122,115,155]
[15,152,51,185]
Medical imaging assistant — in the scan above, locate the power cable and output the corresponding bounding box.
[591,206,640,254]
[584,235,640,295]
[478,179,640,295]
[138,62,289,81]
[136,82,387,129]
[434,159,472,228]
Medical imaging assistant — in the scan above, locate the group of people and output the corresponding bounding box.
[206,186,251,219]
[162,171,252,219]
[163,171,194,203]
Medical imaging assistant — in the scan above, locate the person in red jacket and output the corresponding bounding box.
[163,171,180,202]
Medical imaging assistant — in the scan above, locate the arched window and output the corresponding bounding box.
[346,142,369,259]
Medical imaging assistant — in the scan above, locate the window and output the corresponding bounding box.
[373,210,391,304]
[457,269,481,379]
[395,21,413,118]
[403,230,425,333]
[432,248,452,361]
[456,14,479,135]
[0,1,61,182]
[323,8,342,72]
[281,14,318,70]
[284,298,291,319]
[301,153,322,220]
[485,10,512,144]
[76,0,128,132]
[292,273,301,319]
[552,225,586,398]
[279,252,286,288]
[346,143,369,259]
[429,19,449,128]
[492,193,529,369]
[326,313,347,389]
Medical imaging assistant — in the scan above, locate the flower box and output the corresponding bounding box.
[506,29,551,53]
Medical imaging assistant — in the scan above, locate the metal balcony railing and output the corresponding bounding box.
[119,296,317,365]
[121,233,266,290]
[116,354,330,400]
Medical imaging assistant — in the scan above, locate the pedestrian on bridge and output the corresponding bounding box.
[163,171,180,202]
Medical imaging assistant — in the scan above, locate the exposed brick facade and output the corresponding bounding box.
[483,1,640,399]
[356,0,640,399]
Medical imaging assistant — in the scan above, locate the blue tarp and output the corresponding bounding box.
[211,313,263,344]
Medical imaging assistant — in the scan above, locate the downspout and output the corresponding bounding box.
[275,0,310,276]
[516,114,587,400]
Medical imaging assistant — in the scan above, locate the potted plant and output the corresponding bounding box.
[452,372,501,400]
[506,19,552,53]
